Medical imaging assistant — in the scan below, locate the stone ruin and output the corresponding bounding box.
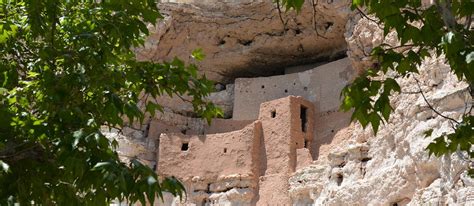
[107,0,474,205]
[108,58,354,205]
[159,96,315,205]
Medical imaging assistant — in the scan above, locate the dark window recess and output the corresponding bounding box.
[224,148,227,153]
[336,174,343,186]
[143,120,151,138]
[325,22,334,30]
[300,106,308,132]
[361,157,372,162]
[284,89,288,93]
[181,143,189,151]
[239,39,253,46]
[271,110,276,118]
[304,140,309,148]
[295,28,302,34]
[202,198,209,206]
[181,129,187,135]
[206,183,211,194]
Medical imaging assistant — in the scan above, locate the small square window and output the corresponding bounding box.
[181,143,189,151]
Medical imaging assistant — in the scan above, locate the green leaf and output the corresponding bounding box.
[191,48,205,61]
[423,129,433,138]
[427,136,448,157]
[352,0,363,8]
[369,113,381,134]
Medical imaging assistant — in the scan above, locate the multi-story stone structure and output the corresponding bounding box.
[111,57,354,205]
[158,96,314,205]
[144,57,352,205]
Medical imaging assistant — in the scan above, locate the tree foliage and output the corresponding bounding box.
[281,0,473,174]
[0,0,221,205]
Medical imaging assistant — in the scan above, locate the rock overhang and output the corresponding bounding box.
[136,0,353,83]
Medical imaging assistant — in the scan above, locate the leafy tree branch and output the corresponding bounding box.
[0,0,221,205]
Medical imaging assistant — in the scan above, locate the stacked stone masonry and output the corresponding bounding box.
[144,56,371,205]
[158,96,315,205]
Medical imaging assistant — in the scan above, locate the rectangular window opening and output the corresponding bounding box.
[181,142,189,151]
[300,105,308,132]
[271,110,276,118]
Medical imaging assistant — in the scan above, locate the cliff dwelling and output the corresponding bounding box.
[105,0,474,205]
[3,0,473,205]
[111,57,356,205]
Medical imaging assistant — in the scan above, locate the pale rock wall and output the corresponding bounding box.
[153,84,235,119]
[344,14,398,73]
[104,130,158,168]
[289,55,473,206]
[289,15,474,205]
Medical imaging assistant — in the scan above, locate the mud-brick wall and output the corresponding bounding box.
[233,58,352,120]
[256,96,315,205]
[157,123,261,180]
[233,58,355,159]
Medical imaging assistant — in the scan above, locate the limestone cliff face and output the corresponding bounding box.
[289,55,473,205]
[113,1,474,205]
[289,16,474,205]
[136,0,352,83]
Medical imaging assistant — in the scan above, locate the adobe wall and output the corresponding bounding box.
[158,122,261,179]
[203,119,254,134]
[156,96,315,205]
[233,58,352,120]
[145,109,250,139]
[257,96,315,175]
[157,122,263,205]
[234,58,354,159]
[256,96,315,205]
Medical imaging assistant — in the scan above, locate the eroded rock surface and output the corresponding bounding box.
[137,0,352,83]
[290,33,473,206]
